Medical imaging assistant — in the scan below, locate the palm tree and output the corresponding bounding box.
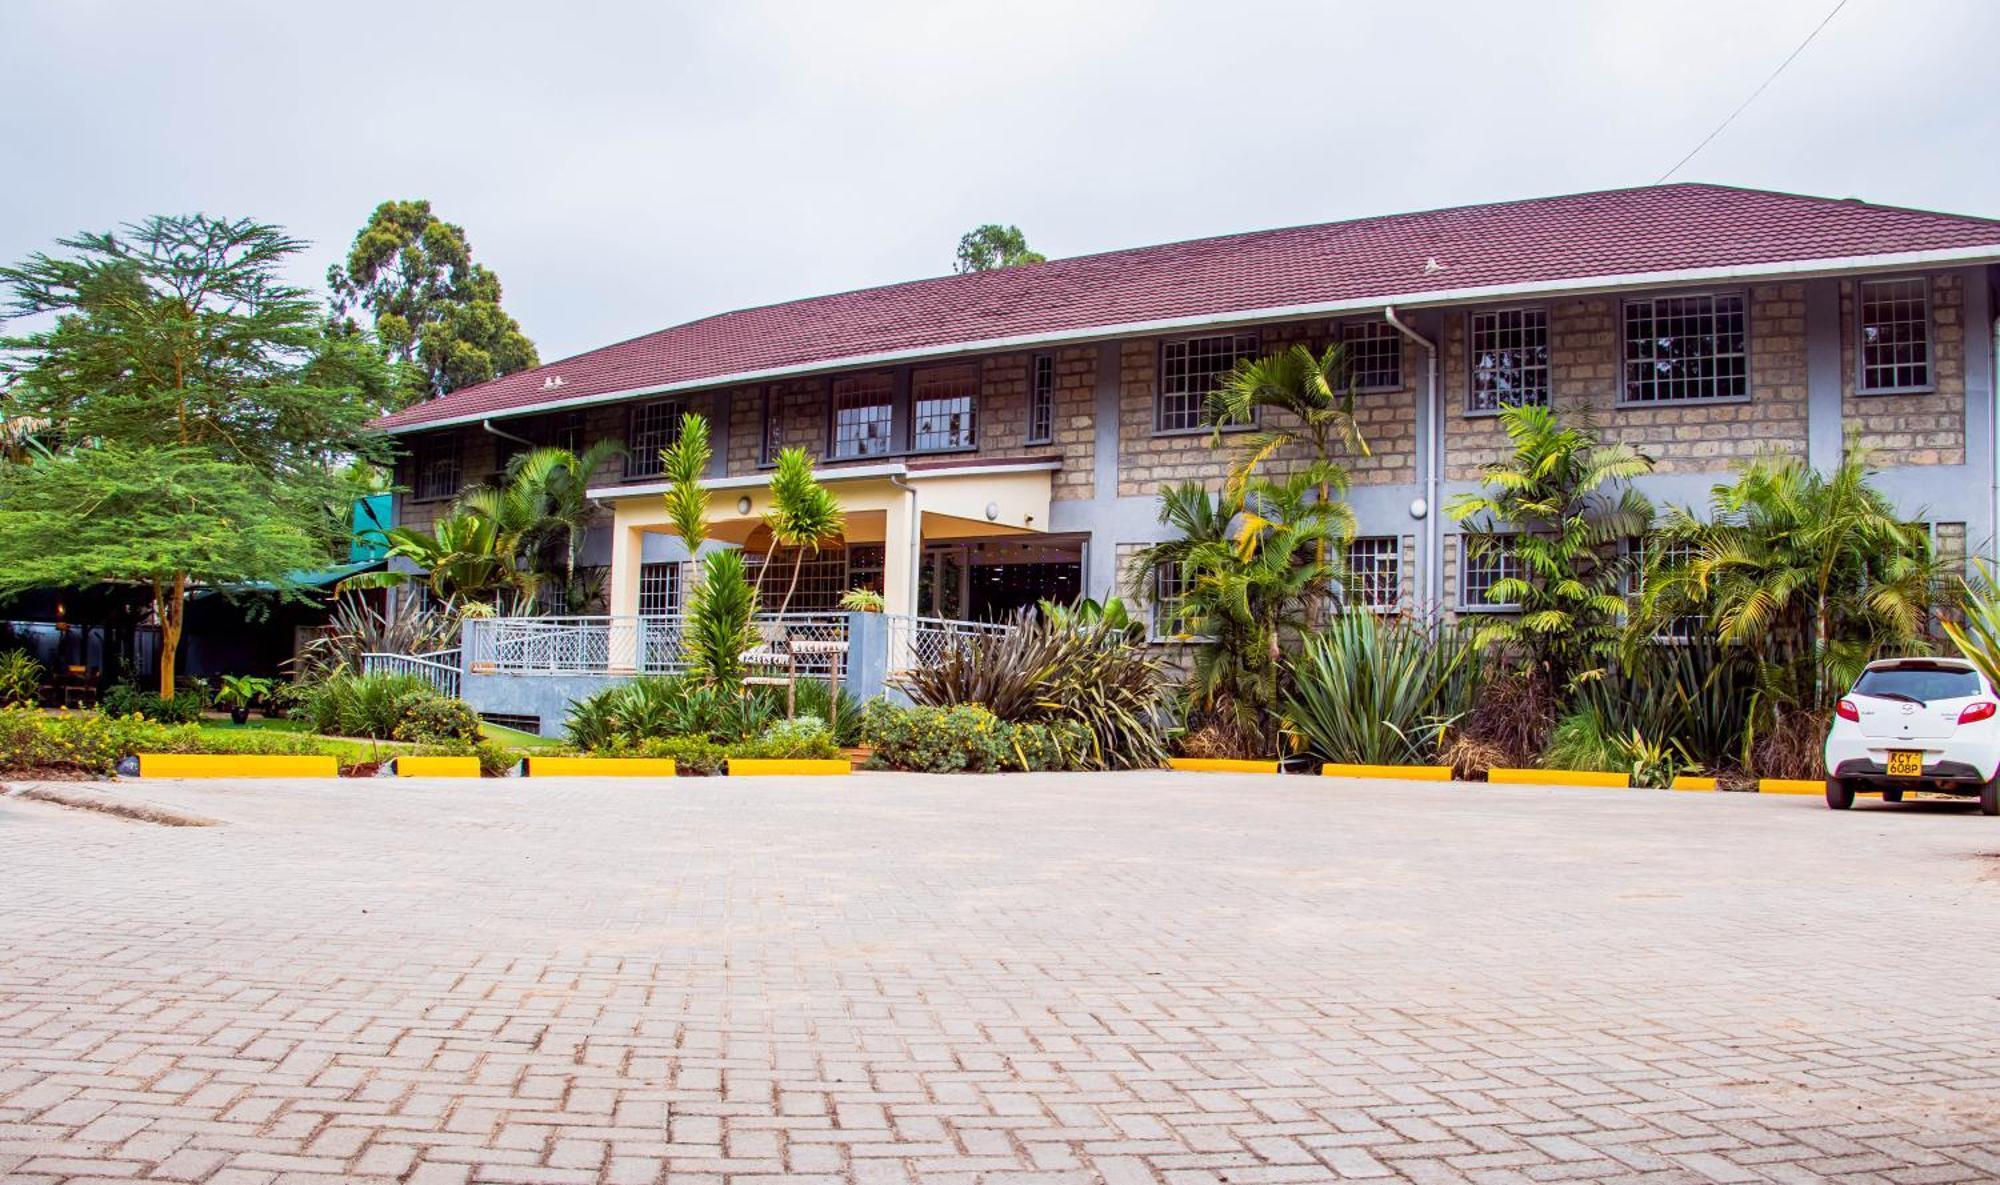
[1205,342,1371,497]
[755,447,845,617]
[1635,443,1948,730]
[347,511,534,614]
[1446,404,1653,694]
[504,439,625,583]
[1126,470,1350,756]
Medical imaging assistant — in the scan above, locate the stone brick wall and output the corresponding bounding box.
[1443,286,1809,481]
[1839,270,1966,466]
[1115,320,1417,499]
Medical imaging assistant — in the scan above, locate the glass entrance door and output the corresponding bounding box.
[918,544,967,619]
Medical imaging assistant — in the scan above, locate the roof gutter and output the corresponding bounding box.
[379,243,2000,435]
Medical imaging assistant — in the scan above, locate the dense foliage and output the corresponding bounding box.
[327,199,539,401]
[561,675,842,773]
[860,702,1094,774]
[896,606,1171,770]
[1,706,327,776]
[1283,612,1483,766]
[954,224,1045,273]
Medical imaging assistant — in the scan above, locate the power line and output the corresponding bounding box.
[1656,0,1853,183]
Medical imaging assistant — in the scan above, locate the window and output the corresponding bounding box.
[1344,537,1401,611]
[1026,353,1055,445]
[412,432,461,501]
[1858,277,1933,393]
[831,373,894,460]
[1624,536,1699,641]
[638,561,681,616]
[744,547,851,612]
[549,411,585,456]
[1341,322,1403,391]
[1459,536,1523,610]
[1853,663,1980,704]
[758,387,781,466]
[624,399,687,478]
[1468,309,1549,412]
[1622,292,1748,404]
[1151,562,1197,638]
[911,364,978,452]
[1158,332,1258,432]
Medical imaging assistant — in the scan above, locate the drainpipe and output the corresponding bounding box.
[1383,307,1442,606]
[481,418,535,454]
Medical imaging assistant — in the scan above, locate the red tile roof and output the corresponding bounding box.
[378,184,2000,432]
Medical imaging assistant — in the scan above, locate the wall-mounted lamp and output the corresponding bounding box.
[737,496,754,515]
[984,502,1000,521]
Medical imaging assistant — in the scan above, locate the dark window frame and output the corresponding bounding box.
[1856,275,1936,396]
[1340,321,1404,393]
[411,431,462,503]
[1466,307,1551,415]
[1458,533,1524,612]
[908,362,980,454]
[623,398,689,480]
[1026,353,1056,446]
[1619,290,1751,406]
[1156,331,1260,435]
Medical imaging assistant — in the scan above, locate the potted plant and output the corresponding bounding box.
[838,588,884,612]
[215,674,274,725]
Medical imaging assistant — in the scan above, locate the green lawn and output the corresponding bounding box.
[194,713,559,755]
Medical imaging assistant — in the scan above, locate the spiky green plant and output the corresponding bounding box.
[685,548,758,689]
[755,447,845,616]
[1282,612,1484,765]
[658,412,712,552]
[1446,403,1654,694]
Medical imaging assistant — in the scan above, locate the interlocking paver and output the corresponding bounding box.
[1,773,1997,1183]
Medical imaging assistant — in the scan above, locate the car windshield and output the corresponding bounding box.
[1853,666,1981,704]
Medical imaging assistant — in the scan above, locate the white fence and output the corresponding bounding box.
[884,614,1010,671]
[359,649,462,698]
[461,613,857,678]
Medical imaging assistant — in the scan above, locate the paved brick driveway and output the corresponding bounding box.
[1,773,1997,1184]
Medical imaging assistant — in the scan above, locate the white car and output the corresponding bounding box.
[1824,657,2000,814]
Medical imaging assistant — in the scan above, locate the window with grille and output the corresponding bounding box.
[638,562,681,616]
[549,412,585,455]
[1341,322,1403,391]
[624,399,687,478]
[1027,353,1055,445]
[911,364,978,452]
[759,387,781,465]
[1622,292,1748,403]
[846,544,885,596]
[744,547,850,612]
[831,373,894,459]
[1344,536,1402,611]
[1151,562,1198,638]
[412,432,461,501]
[1158,332,1258,432]
[1859,277,1932,393]
[1468,309,1549,412]
[1624,536,1700,641]
[1459,536,1523,610]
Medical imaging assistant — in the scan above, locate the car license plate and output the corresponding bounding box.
[1887,750,1923,777]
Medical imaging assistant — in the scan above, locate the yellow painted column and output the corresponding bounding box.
[607,514,646,672]
[881,485,917,618]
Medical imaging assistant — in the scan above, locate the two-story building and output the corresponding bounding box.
[376,183,2000,648]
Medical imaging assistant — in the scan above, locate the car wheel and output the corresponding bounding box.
[1825,778,1854,810]
[1982,777,1999,817]
[1882,788,1904,803]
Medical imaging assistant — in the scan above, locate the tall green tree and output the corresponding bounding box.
[1447,404,1653,694]
[327,199,539,401]
[1633,444,1946,765]
[1126,470,1352,757]
[0,215,391,695]
[954,224,1046,273]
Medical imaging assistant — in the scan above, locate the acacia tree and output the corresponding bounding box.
[0,215,391,696]
[954,224,1046,273]
[328,199,539,401]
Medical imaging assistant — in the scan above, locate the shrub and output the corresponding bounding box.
[0,707,327,776]
[390,692,481,745]
[0,651,44,707]
[1283,612,1483,766]
[863,704,1012,773]
[1004,719,1095,772]
[565,675,783,753]
[624,734,730,775]
[736,716,840,760]
[298,672,433,738]
[897,607,1170,770]
[101,683,209,724]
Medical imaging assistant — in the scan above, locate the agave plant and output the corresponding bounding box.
[1282,611,1484,765]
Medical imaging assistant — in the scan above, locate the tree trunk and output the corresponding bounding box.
[155,572,187,700]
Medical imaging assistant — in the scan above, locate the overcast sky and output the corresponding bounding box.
[4,0,1996,362]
